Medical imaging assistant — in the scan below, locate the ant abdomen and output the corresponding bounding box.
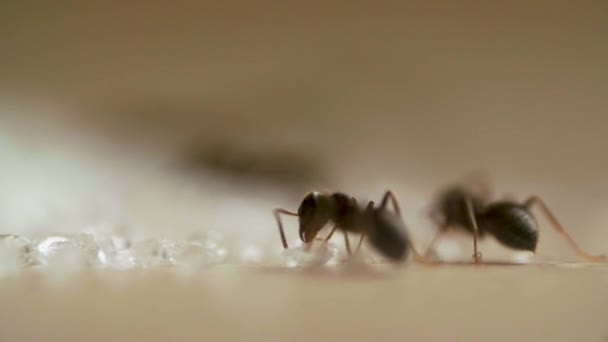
[368,210,409,261]
[479,203,539,252]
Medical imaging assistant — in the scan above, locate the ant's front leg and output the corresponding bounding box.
[320,227,364,258]
[312,225,339,245]
[465,196,482,264]
[323,224,338,241]
[273,208,299,249]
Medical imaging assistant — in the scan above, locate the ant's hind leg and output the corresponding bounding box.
[524,196,607,262]
[343,231,352,256]
[273,208,299,249]
[379,190,433,264]
[380,190,402,217]
[354,234,366,254]
[465,197,482,264]
[422,230,444,259]
[423,210,446,258]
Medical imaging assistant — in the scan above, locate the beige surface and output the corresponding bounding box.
[1,264,607,342]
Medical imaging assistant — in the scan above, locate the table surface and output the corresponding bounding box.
[1,263,607,342]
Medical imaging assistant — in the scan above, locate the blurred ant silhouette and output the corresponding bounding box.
[274,190,426,262]
[427,172,607,263]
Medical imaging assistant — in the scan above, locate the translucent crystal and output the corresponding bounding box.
[36,233,101,268]
[185,231,229,265]
[111,235,132,250]
[95,232,233,271]
[94,235,135,269]
[0,235,38,275]
[164,241,211,275]
[130,238,172,268]
[36,235,97,275]
[210,246,229,264]
[238,244,264,264]
[511,251,533,264]
[282,241,339,267]
[46,245,89,274]
[0,228,344,272]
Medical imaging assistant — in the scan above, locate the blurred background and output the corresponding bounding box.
[1,1,608,341]
[2,0,607,257]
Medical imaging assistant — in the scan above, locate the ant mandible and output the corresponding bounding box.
[427,175,607,263]
[274,190,426,262]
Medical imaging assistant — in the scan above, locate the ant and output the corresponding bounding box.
[427,175,607,264]
[274,190,426,262]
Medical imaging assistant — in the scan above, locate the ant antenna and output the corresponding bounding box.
[524,196,607,262]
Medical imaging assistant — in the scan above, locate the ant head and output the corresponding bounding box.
[297,192,331,243]
[481,203,539,252]
[367,210,409,261]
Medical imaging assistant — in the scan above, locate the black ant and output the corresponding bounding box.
[427,177,607,263]
[274,190,426,262]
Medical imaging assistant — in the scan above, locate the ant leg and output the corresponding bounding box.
[423,210,446,258]
[380,190,401,217]
[524,196,607,262]
[422,230,444,258]
[324,225,339,241]
[429,209,443,227]
[273,208,298,249]
[465,196,482,263]
[354,234,366,254]
[344,231,352,256]
[409,240,434,264]
[379,190,434,264]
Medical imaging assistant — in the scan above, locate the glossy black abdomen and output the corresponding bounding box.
[478,203,539,252]
[367,210,409,261]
